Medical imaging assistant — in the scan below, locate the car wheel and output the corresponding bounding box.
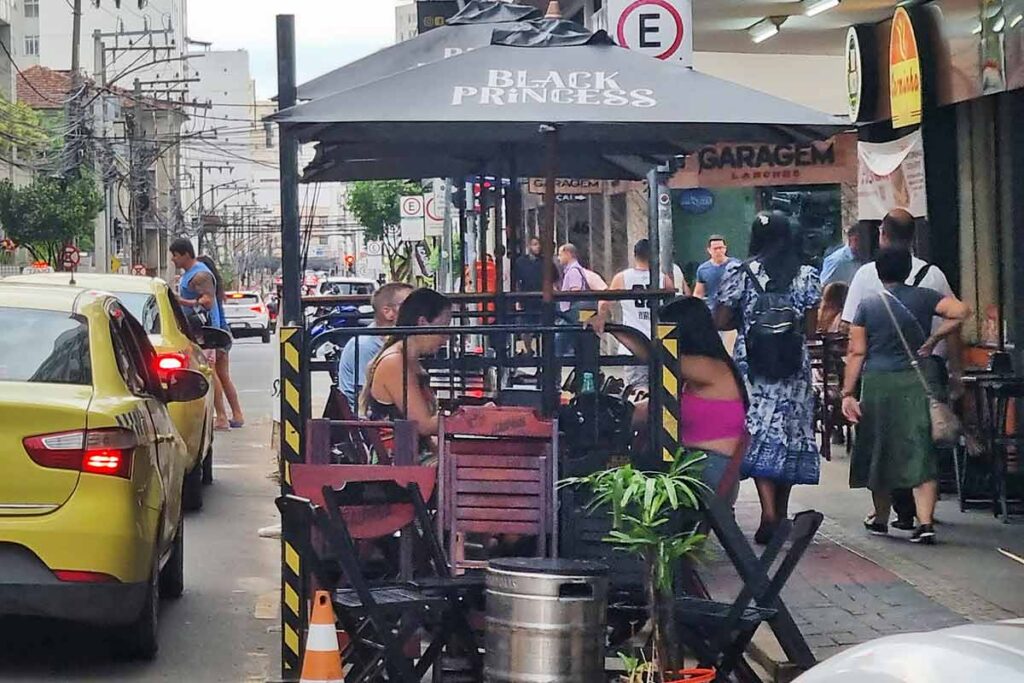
[118,558,159,660]
[159,521,184,599]
[182,463,203,512]
[202,445,214,485]
[262,329,271,344]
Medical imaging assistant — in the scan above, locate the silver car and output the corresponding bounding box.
[222,291,272,344]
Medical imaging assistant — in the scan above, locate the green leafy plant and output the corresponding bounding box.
[563,452,709,682]
[346,180,422,280]
[0,174,103,268]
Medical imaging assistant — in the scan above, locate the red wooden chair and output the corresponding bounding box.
[437,406,558,573]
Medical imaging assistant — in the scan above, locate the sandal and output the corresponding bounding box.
[229,419,245,429]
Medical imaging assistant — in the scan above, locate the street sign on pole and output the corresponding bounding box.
[609,0,693,65]
[400,194,425,242]
[424,179,447,237]
[60,244,81,270]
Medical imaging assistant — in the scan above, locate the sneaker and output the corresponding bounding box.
[892,517,916,532]
[863,515,888,536]
[910,524,936,544]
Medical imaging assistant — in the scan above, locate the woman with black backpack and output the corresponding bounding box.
[715,211,823,544]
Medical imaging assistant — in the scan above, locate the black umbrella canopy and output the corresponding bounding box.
[295,0,542,101]
[275,18,849,181]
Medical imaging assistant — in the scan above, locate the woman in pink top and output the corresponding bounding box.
[627,297,749,502]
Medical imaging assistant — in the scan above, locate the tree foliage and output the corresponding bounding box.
[346,180,422,280]
[0,175,104,268]
[0,96,53,161]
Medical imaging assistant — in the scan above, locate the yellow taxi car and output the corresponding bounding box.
[7,273,216,511]
[0,282,211,658]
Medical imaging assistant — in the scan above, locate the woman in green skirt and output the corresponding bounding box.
[841,248,970,544]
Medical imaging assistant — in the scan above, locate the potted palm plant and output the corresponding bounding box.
[563,451,713,683]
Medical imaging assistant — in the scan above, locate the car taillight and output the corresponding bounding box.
[23,428,137,479]
[53,570,120,583]
[156,352,188,380]
[249,304,265,314]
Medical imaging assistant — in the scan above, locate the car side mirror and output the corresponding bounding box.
[164,369,209,403]
[197,326,232,351]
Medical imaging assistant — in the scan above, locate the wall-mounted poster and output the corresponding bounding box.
[858,130,928,220]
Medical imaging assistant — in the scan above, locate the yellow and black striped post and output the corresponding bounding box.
[279,325,305,676]
[659,323,682,463]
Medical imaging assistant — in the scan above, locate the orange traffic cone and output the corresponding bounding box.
[300,591,343,683]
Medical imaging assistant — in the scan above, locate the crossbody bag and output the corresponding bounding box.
[877,290,961,447]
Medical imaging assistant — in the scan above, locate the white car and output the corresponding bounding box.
[223,291,272,343]
[794,620,1024,682]
[316,277,377,298]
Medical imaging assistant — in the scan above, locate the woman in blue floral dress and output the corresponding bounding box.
[715,212,822,543]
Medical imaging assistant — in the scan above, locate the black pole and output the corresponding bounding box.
[541,126,558,416]
[276,15,301,327]
[647,167,663,464]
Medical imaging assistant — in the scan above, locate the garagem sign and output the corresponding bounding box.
[452,69,657,106]
[670,136,857,188]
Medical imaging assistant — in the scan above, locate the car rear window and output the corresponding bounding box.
[225,293,260,305]
[114,292,160,334]
[320,282,374,296]
[0,308,91,385]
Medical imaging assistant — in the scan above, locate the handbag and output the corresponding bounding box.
[877,290,962,447]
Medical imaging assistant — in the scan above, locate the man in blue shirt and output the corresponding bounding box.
[693,235,738,310]
[338,282,412,411]
[821,223,868,285]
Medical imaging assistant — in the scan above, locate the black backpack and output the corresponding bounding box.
[742,261,805,381]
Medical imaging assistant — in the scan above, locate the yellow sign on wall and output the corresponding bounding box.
[889,7,922,128]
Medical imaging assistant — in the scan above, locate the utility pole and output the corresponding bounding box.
[70,0,82,73]
[197,161,204,252]
[131,78,144,268]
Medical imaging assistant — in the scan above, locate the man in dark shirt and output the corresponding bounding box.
[513,237,545,354]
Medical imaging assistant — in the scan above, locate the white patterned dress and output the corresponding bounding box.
[716,261,822,485]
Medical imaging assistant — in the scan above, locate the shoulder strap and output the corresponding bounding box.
[912,262,932,287]
[740,259,765,295]
[877,291,934,399]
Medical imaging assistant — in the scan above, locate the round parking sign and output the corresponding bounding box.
[401,195,424,219]
[612,0,692,64]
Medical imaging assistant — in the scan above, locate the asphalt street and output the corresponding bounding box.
[0,337,282,682]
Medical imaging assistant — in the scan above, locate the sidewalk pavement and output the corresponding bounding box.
[703,452,1024,678]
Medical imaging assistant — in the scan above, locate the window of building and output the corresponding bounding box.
[24,35,39,56]
[24,0,39,18]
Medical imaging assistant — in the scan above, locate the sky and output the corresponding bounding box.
[188,1,400,99]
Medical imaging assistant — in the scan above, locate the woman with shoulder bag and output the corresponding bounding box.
[841,247,970,545]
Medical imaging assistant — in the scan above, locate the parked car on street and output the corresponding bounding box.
[223,291,272,343]
[0,282,217,659]
[7,273,218,511]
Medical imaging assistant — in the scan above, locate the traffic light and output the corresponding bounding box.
[472,178,499,212]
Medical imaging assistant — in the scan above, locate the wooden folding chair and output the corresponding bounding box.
[312,479,481,683]
[679,502,823,682]
[437,406,558,573]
